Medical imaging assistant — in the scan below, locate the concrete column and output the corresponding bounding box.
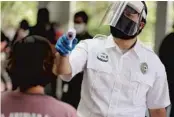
[47,1,71,31]
[46,1,72,99]
[38,1,49,9]
[38,1,71,31]
[154,1,168,54]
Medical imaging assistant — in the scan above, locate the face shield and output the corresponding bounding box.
[101,1,146,36]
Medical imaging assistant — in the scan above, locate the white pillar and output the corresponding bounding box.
[154,1,168,54]
[46,1,72,99]
[38,1,49,9]
[47,1,71,31]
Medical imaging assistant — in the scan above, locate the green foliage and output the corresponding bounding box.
[75,1,110,36]
[138,1,157,48]
[1,1,38,29]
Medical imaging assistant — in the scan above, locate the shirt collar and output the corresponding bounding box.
[132,39,143,59]
[105,35,117,48]
[105,35,143,59]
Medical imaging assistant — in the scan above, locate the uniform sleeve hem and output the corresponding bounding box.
[147,101,171,109]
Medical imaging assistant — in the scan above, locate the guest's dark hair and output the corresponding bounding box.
[8,35,54,92]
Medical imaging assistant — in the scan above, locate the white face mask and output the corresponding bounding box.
[74,23,86,34]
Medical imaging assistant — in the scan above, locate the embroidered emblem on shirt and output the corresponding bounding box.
[140,62,148,74]
[97,52,109,62]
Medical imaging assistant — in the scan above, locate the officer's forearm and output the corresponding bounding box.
[55,52,72,75]
[149,108,166,117]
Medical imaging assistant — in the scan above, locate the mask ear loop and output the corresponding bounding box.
[136,6,145,35]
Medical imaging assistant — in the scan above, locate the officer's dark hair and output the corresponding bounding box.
[137,1,148,34]
[74,11,89,24]
[141,1,148,24]
[8,35,54,92]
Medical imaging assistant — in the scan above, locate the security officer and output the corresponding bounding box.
[55,1,170,117]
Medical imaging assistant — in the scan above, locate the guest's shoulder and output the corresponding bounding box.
[1,91,15,101]
[49,99,77,117]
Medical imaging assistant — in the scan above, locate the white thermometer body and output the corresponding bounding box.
[66,28,76,48]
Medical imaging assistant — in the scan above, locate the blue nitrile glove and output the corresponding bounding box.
[55,35,78,56]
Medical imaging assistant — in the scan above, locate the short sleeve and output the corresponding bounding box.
[59,40,88,82]
[66,105,77,117]
[147,63,171,109]
[60,102,77,117]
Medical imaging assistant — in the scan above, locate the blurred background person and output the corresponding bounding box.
[29,8,57,98]
[74,11,93,40]
[50,22,63,54]
[1,35,77,117]
[51,22,63,41]
[29,8,55,45]
[159,23,174,117]
[12,19,30,45]
[61,11,93,109]
[1,31,12,92]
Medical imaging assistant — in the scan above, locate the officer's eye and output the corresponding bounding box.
[124,12,134,18]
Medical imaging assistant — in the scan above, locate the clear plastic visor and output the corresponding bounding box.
[100,1,146,36]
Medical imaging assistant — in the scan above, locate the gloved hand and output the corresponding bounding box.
[55,35,78,56]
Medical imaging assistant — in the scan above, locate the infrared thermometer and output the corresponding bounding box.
[66,28,76,48]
